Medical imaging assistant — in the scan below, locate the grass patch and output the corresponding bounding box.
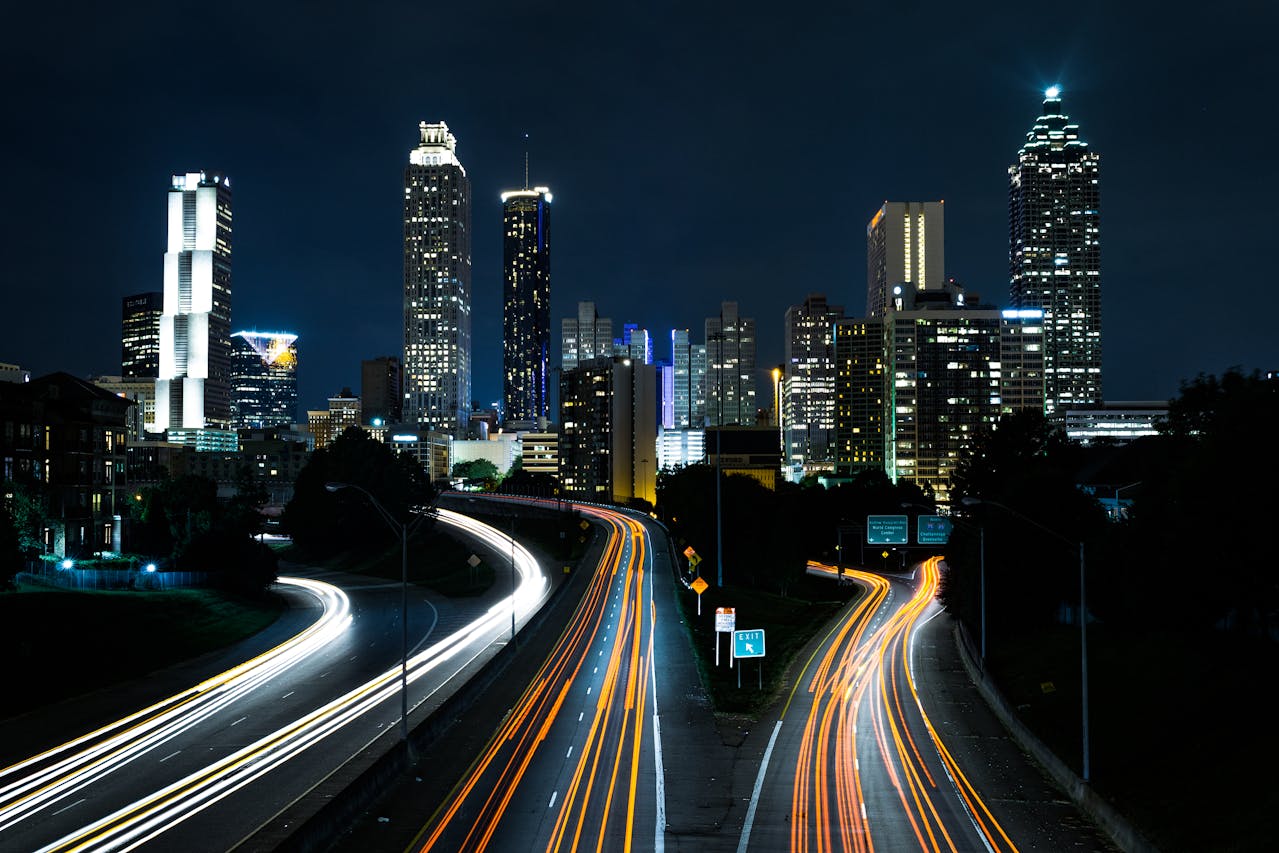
[989,624,1279,853]
[0,586,285,720]
[675,575,855,716]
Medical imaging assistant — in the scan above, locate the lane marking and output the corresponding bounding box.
[282,691,294,699]
[52,798,86,816]
[159,751,181,763]
[566,746,573,758]
[578,712,584,722]
[230,717,247,726]
[549,791,558,809]
[736,720,783,853]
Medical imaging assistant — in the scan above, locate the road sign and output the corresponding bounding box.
[690,576,709,595]
[733,629,766,659]
[683,545,697,559]
[689,552,702,568]
[467,554,481,567]
[715,607,736,633]
[917,515,953,545]
[867,514,909,545]
[580,520,591,531]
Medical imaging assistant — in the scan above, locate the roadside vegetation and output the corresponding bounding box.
[0,586,284,721]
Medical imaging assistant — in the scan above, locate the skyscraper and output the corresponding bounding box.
[562,301,613,370]
[404,121,471,435]
[121,292,163,378]
[832,318,885,477]
[705,302,755,427]
[866,201,944,318]
[501,185,552,425]
[230,331,299,429]
[1009,86,1102,415]
[783,294,844,479]
[154,171,233,443]
[669,329,707,428]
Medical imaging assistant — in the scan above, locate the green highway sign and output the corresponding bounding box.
[917,516,953,545]
[733,629,766,659]
[867,514,909,545]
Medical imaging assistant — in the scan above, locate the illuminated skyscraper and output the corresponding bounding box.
[501,185,551,425]
[833,318,885,477]
[404,122,471,435]
[866,201,944,319]
[1009,87,1102,415]
[783,294,844,479]
[705,302,755,427]
[154,171,233,443]
[121,292,163,378]
[230,331,299,429]
[670,329,706,428]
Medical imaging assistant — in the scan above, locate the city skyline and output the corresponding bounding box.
[4,5,1273,414]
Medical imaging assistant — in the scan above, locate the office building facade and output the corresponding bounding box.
[705,302,756,427]
[783,294,844,479]
[670,329,707,429]
[832,319,885,477]
[361,356,402,425]
[155,171,233,439]
[561,301,613,370]
[230,331,299,429]
[121,292,163,378]
[501,186,552,424]
[404,121,471,434]
[866,201,944,319]
[1009,87,1102,415]
[558,357,657,504]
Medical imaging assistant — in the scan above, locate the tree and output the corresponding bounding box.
[452,459,500,489]
[283,427,434,555]
[0,500,22,589]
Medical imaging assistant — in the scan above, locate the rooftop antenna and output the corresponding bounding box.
[523,132,529,190]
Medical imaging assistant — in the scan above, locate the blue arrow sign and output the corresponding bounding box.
[733,629,766,659]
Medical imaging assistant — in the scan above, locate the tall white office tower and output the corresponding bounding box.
[154,171,234,447]
[866,201,945,319]
[1009,87,1102,415]
[404,121,472,434]
[705,301,756,427]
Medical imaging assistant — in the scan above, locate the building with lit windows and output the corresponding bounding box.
[1065,401,1166,446]
[306,388,360,450]
[705,302,755,427]
[501,186,552,425]
[866,201,944,319]
[1009,87,1102,416]
[883,286,1045,504]
[154,172,234,448]
[404,122,471,435]
[230,331,298,429]
[561,301,614,370]
[558,357,657,504]
[617,324,652,364]
[669,329,707,429]
[832,319,885,477]
[121,292,163,378]
[783,294,844,480]
[91,375,157,442]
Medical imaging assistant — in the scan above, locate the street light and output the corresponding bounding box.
[961,496,1090,782]
[326,482,414,757]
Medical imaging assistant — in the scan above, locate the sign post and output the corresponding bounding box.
[732,629,766,689]
[715,607,736,666]
[690,575,708,614]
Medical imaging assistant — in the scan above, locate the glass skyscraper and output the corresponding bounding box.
[705,302,755,427]
[230,331,299,429]
[501,186,551,425]
[404,122,471,435]
[866,201,944,319]
[1009,87,1102,415]
[155,171,233,437]
[783,294,844,478]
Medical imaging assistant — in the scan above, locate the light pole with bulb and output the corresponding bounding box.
[326,481,414,757]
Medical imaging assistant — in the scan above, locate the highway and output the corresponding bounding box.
[740,558,1034,852]
[409,498,667,853]
[0,507,550,852]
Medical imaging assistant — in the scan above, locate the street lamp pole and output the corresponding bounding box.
[326,482,412,757]
[961,496,1089,782]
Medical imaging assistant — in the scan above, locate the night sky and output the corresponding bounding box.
[5,3,1275,414]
